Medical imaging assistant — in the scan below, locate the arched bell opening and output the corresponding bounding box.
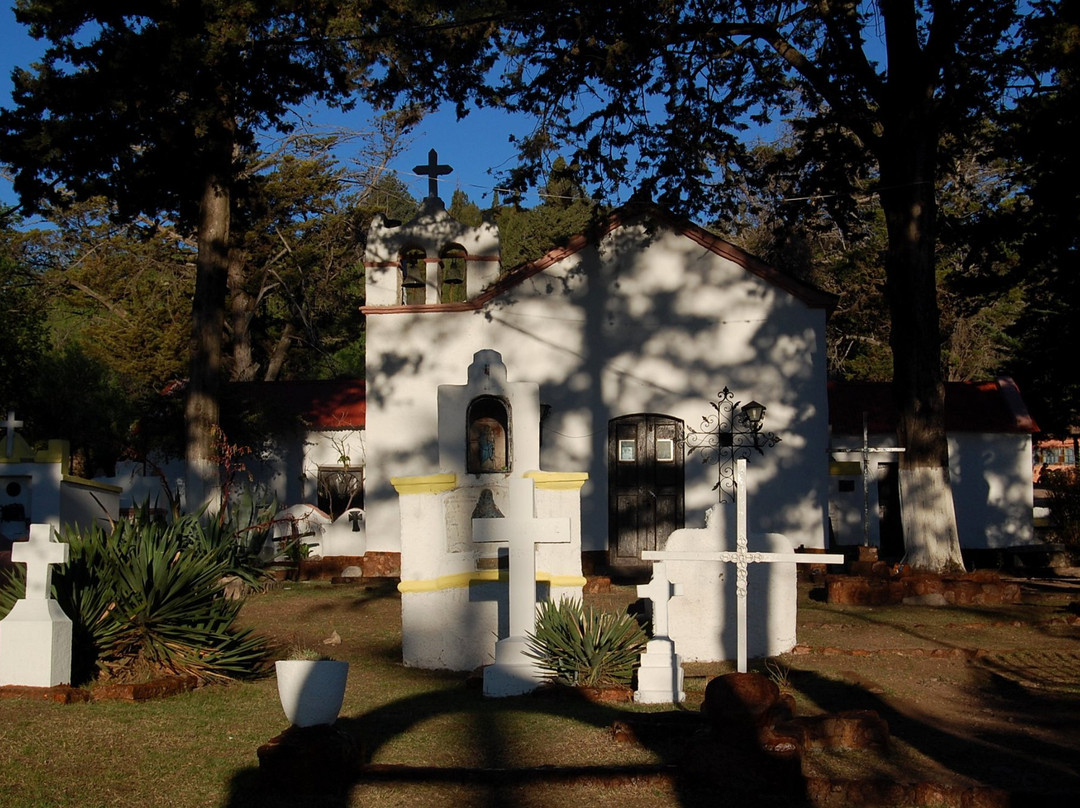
[439,243,468,303]
[400,246,427,305]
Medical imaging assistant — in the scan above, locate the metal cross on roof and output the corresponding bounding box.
[413,148,453,199]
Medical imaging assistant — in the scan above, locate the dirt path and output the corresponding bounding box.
[736,575,1080,797]
[589,570,1080,800]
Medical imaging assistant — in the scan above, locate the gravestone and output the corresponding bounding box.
[393,350,586,671]
[474,476,570,696]
[633,560,685,704]
[0,524,73,687]
[644,459,844,672]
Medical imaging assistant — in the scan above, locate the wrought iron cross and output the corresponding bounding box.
[413,148,453,199]
[685,387,781,503]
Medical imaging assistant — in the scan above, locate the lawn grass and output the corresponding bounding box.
[0,582,724,808]
[2,578,1077,807]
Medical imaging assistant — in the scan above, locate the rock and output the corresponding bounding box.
[220,575,246,600]
[791,710,889,751]
[702,672,782,746]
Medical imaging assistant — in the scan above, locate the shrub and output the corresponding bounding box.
[0,514,270,685]
[525,597,647,688]
[1043,467,1080,546]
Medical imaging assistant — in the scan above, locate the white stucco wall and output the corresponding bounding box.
[365,216,831,555]
[949,432,1035,549]
[829,431,1035,551]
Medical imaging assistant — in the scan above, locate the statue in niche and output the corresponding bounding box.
[467,397,510,474]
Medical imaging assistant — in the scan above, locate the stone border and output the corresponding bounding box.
[0,674,199,703]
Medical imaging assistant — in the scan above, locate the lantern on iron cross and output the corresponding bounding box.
[684,387,782,503]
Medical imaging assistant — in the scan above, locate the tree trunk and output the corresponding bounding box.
[263,322,295,382]
[227,245,259,382]
[877,121,965,572]
[185,133,233,513]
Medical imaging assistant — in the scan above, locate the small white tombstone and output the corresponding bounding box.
[644,459,844,673]
[634,560,685,704]
[473,476,570,696]
[0,524,73,687]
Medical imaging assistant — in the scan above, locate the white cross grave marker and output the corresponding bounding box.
[644,458,845,673]
[637,560,681,640]
[0,523,73,687]
[831,412,905,546]
[472,476,571,696]
[634,560,686,703]
[3,410,23,458]
[12,523,69,599]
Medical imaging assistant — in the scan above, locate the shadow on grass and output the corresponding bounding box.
[790,666,1080,797]
[220,681,810,808]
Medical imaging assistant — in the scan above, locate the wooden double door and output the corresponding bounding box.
[608,414,685,573]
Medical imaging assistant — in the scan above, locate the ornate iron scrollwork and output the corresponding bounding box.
[684,387,782,503]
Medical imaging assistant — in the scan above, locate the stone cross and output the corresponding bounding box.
[3,410,23,458]
[831,412,906,546]
[473,476,570,641]
[413,148,453,200]
[644,458,844,673]
[637,560,682,640]
[12,523,69,600]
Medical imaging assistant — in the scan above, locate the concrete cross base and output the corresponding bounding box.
[634,638,685,704]
[0,598,73,687]
[483,637,545,697]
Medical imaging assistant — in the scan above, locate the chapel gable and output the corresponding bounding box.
[364,150,501,307]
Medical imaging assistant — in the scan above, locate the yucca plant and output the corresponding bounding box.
[525,597,647,688]
[0,515,270,685]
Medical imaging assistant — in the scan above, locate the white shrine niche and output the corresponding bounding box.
[393,350,587,671]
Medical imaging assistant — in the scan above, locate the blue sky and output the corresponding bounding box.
[0,6,540,213]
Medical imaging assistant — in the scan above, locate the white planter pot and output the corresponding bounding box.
[275,659,349,728]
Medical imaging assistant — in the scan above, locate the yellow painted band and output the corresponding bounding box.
[391,473,458,494]
[524,471,589,491]
[829,461,862,476]
[61,475,122,493]
[398,571,588,593]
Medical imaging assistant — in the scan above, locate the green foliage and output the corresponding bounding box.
[0,515,270,685]
[1000,0,1080,432]
[1042,468,1080,547]
[495,158,604,269]
[0,235,48,412]
[525,597,646,688]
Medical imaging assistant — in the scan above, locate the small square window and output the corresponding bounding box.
[619,440,636,462]
[656,439,675,462]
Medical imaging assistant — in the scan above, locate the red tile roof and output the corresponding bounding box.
[828,377,1038,436]
[224,380,366,429]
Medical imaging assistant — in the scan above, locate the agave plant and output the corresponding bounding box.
[0,514,270,685]
[525,597,647,688]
